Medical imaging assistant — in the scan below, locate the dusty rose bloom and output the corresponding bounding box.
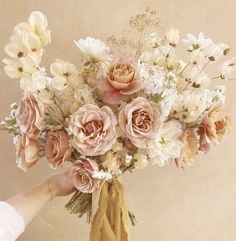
[176,128,198,168]
[45,131,71,168]
[98,57,141,104]
[16,94,45,137]
[15,134,39,172]
[199,103,230,153]
[69,157,99,193]
[119,97,162,148]
[68,104,117,156]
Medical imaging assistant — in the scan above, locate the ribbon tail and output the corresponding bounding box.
[89,179,130,241]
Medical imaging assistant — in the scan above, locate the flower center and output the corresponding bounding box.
[83,120,103,137]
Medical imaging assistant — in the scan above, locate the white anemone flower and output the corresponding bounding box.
[74,37,112,62]
[147,120,183,167]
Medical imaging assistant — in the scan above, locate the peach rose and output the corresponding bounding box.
[119,97,162,148]
[98,57,141,104]
[68,104,117,156]
[16,94,45,137]
[15,134,39,172]
[199,103,230,153]
[69,157,99,193]
[45,131,71,168]
[176,128,198,168]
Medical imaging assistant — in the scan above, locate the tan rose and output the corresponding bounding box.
[98,57,141,104]
[16,94,45,137]
[69,157,99,193]
[199,103,230,153]
[118,97,162,148]
[15,134,39,172]
[176,128,198,168]
[68,104,117,156]
[45,131,71,168]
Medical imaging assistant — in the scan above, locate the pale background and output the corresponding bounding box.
[0,0,236,241]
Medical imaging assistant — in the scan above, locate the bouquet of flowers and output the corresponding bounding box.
[0,9,232,241]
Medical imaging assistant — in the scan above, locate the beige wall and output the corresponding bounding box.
[0,0,236,240]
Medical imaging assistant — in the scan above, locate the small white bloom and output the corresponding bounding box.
[194,72,210,88]
[172,90,208,123]
[146,32,162,48]
[165,72,177,88]
[166,27,180,47]
[220,57,236,79]
[188,49,206,66]
[124,154,132,165]
[183,32,213,51]
[74,37,112,62]
[50,59,79,91]
[20,68,50,93]
[147,120,183,166]
[160,88,177,119]
[134,149,149,169]
[218,43,230,56]
[92,170,112,181]
[204,43,223,61]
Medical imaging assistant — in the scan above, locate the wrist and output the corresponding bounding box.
[46,178,60,200]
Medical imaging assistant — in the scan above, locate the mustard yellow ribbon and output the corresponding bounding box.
[89,179,130,241]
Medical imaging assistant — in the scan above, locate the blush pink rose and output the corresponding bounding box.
[45,131,71,168]
[69,157,99,193]
[15,134,40,172]
[98,57,141,104]
[16,94,45,137]
[68,104,117,156]
[119,97,162,148]
[199,103,230,153]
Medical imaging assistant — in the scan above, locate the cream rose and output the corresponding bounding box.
[118,97,162,148]
[15,134,39,172]
[68,104,117,156]
[199,103,230,153]
[45,131,71,168]
[69,157,99,193]
[98,57,141,104]
[176,128,198,168]
[16,94,45,137]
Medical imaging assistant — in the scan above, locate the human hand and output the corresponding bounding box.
[47,171,76,197]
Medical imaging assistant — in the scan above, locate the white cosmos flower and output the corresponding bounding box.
[160,88,177,119]
[183,32,213,51]
[172,90,208,123]
[147,120,183,166]
[74,37,112,62]
[218,43,230,56]
[50,59,79,91]
[166,27,180,47]
[20,68,50,93]
[220,57,236,79]
[204,43,223,62]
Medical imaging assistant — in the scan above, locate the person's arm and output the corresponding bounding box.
[6,171,75,226]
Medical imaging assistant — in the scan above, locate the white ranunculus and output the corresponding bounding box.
[147,120,183,166]
[166,27,180,47]
[74,37,112,62]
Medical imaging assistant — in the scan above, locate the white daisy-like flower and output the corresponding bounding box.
[220,57,236,79]
[20,68,50,93]
[183,32,213,51]
[74,37,112,62]
[172,90,208,123]
[204,43,223,62]
[166,27,180,47]
[147,120,183,166]
[146,32,162,48]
